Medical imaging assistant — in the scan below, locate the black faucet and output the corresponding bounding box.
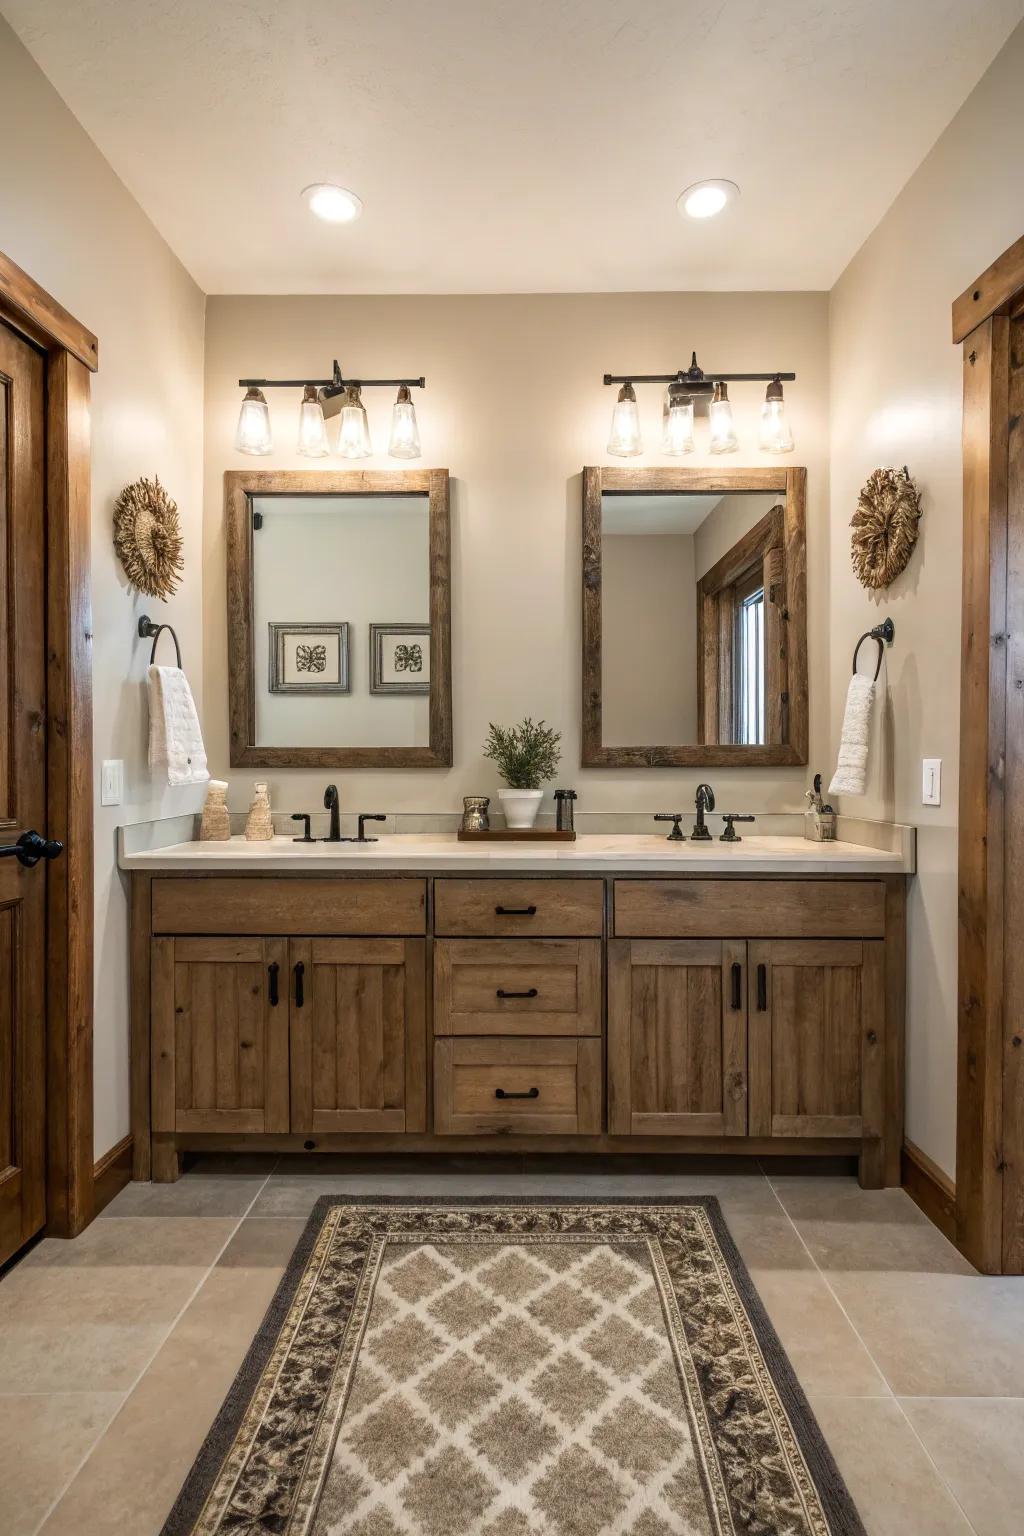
[692,783,715,841]
[356,814,386,843]
[323,785,341,842]
[720,813,756,843]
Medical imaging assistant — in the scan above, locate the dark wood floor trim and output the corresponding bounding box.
[902,1139,956,1243]
[92,1136,133,1217]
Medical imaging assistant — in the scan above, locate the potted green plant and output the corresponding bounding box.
[483,718,562,829]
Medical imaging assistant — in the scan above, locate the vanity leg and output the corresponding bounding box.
[858,1139,885,1190]
[151,1137,182,1183]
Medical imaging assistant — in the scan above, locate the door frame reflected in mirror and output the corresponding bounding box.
[581,465,808,767]
[225,469,452,768]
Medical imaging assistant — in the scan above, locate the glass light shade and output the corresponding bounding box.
[234,387,272,455]
[296,384,329,457]
[759,381,794,453]
[388,384,421,459]
[708,382,738,454]
[336,386,372,459]
[607,382,643,457]
[662,392,695,455]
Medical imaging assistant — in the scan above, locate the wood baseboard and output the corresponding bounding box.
[92,1135,133,1216]
[901,1139,955,1242]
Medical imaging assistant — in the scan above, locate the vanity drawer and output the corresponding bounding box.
[614,879,885,939]
[434,940,601,1036]
[434,879,604,937]
[152,878,427,936]
[434,1036,602,1135]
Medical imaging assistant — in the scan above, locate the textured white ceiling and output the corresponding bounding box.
[4,0,1022,293]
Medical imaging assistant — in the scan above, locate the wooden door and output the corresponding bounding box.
[748,940,884,1141]
[0,322,48,1266]
[151,938,290,1134]
[608,939,747,1136]
[290,938,426,1133]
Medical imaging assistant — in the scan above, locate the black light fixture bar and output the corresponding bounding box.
[237,359,425,396]
[603,352,793,389]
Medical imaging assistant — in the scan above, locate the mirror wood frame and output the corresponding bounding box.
[225,468,452,768]
[582,465,808,767]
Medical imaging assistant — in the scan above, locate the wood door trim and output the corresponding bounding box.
[952,233,1024,343]
[0,257,95,1241]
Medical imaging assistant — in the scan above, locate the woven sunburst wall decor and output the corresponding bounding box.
[850,466,922,589]
[113,476,184,599]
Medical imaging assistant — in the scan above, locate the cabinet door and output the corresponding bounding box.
[152,938,289,1134]
[608,939,747,1136]
[748,940,884,1139]
[290,938,426,1134]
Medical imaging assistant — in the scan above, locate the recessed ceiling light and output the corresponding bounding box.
[677,180,739,220]
[302,183,363,224]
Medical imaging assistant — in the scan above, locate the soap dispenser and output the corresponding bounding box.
[245,781,274,841]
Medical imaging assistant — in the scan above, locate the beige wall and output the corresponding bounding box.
[829,20,1024,1178]
[203,292,831,815]
[0,18,207,1159]
[602,534,696,745]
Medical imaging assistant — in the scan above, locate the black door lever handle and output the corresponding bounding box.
[0,830,64,868]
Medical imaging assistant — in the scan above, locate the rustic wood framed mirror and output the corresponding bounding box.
[226,469,452,767]
[582,466,808,766]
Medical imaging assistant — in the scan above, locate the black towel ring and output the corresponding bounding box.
[852,617,895,682]
[138,614,182,669]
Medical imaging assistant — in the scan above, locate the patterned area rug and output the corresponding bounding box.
[162,1197,864,1536]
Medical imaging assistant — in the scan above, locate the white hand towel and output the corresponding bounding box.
[828,673,875,797]
[147,664,210,786]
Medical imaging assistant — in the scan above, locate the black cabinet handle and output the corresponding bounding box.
[496,987,539,999]
[294,960,305,1008]
[495,1086,539,1100]
[731,962,742,1011]
[268,961,279,1007]
[495,904,538,916]
[756,963,768,1012]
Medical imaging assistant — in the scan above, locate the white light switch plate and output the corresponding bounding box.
[101,759,124,806]
[922,758,941,806]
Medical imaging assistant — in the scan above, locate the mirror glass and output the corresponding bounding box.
[251,494,431,748]
[600,490,787,748]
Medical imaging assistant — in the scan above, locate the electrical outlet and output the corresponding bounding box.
[922,758,941,806]
[101,759,124,806]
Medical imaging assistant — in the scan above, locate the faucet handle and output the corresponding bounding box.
[654,813,684,842]
[357,813,387,843]
[291,813,313,844]
[720,814,756,843]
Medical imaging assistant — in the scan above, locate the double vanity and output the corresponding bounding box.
[123,824,911,1190]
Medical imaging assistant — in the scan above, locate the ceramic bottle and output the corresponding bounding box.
[245,781,274,841]
[199,780,231,841]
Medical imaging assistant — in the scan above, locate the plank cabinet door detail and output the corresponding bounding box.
[151,938,289,1134]
[747,939,884,1139]
[290,938,426,1134]
[607,939,747,1136]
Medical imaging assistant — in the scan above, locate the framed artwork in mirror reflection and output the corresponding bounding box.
[268,621,350,694]
[370,622,430,694]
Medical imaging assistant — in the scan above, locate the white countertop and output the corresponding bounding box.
[117,832,913,875]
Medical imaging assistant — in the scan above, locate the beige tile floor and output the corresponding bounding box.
[1,1154,1022,1536]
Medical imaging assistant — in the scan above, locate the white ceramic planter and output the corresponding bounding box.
[498,788,543,829]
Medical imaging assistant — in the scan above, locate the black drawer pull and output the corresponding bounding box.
[294,960,305,1008]
[496,987,539,999]
[495,1086,539,1100]
[495,904,538,916]
[756,963,767,1012]
[268,961,280,1007]
[730,962,742,1011]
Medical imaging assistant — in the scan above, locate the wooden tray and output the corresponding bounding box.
[456,828,576,843]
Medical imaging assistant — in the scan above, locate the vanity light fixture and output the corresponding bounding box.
[606,381,643,457]
[677,179,739,219]
[296,384,329,457]
[759,376,794,454]
[602,354,796,457]
[708,381,738,454]
[388,383,421,459]
[234,386,273,455]
[302,183,363,223]
[336,384,372,459]
[662,386,695,455]
[234,361,426,459]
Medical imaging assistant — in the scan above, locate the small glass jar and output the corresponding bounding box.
[462,796,490,833]
[554,789,577,832]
